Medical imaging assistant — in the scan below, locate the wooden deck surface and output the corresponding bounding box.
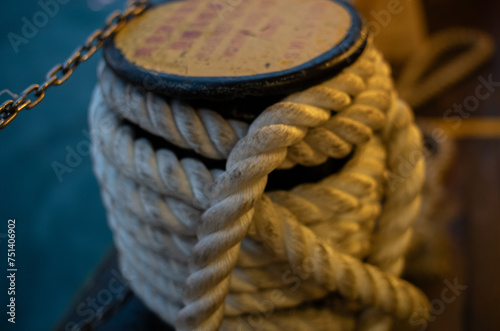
[407,0,500,330]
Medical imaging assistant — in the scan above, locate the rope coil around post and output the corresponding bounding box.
[89,42,430,330]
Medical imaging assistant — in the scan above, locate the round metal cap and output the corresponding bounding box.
[104,0,367,100]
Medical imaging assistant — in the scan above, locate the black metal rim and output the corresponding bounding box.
[103,0,368,101]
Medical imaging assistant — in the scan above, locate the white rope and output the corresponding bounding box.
[97,46,391,169]
[397,28,495,108]
[89,42,430,330]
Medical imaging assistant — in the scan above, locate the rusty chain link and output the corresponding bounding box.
[0,0,151,131]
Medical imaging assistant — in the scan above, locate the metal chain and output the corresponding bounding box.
[0,0,151,131]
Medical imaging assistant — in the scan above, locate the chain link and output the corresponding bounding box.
[0,0,151,131]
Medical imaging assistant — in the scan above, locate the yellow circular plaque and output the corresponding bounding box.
[104,0,366,99]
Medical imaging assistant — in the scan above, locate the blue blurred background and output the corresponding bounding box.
[0,1,135,330]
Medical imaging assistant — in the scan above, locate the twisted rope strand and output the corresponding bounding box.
[90,42,430,330]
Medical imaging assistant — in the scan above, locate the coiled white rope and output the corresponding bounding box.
[89,42,430,330]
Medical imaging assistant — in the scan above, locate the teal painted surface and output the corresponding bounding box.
[0,1,125,329]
